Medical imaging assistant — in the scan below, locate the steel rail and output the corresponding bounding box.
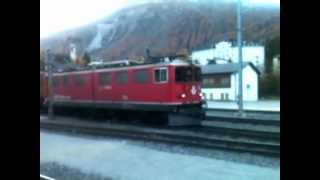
[40,120,280,157]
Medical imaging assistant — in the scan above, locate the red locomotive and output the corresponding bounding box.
[40,59,204,125]
[40,71,47,107]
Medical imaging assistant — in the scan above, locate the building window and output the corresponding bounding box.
[220,77,230,87]
[99,72,111,85]
[154,68,167,83]
[116,71,128,84]
[225,93,229,100]
[221,93,224,100]
[53,76,60,87]
[202,74,231,88]
[134,69,149,84]
[74,74,85,86]
[63,76,69,87]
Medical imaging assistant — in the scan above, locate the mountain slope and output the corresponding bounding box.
[40,1,280,61]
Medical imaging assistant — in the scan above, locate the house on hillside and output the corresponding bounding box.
[192,41,265,72]
[201,62,260,101]
[272,54,280,74]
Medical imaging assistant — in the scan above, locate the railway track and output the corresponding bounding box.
[40,116,279,157]
[184,126,279,142]
[205,108,280,122]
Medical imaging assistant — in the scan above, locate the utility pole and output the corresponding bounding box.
[46,49,55,120]
[237,0,244,115]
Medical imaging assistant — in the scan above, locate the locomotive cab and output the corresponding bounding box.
[173,65,202,104]
[165,62,205,125]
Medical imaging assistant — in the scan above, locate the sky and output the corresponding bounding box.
[40,0,280,39]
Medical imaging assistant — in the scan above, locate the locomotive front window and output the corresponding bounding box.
[175,66,201,82]
[99,72,111,85]
[195,67,201,81]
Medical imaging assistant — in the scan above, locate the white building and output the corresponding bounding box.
[192,41,265,72]
[201,62,260,101]
[69,43,77,63]
[272,54,280,74]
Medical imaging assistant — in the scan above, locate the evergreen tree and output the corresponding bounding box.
[40,49,45,71]
[259,36,280,99]
[265,36,280,74]
[82,52,91,66]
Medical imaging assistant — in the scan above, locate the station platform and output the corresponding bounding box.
[205,100,280,112]
[205,109,279,121]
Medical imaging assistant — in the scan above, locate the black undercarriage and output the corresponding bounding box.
[41,101,205,126]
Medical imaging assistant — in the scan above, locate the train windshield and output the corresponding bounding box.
[175,66,201,82]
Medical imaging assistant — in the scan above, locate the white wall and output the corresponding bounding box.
[202,87,236,101]
[235,65,258,101]
[201,65,258,101]
[230,47,265,72]
[192,49,214,65]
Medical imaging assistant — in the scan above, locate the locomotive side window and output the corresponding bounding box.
[116,71,128,84]
[134,69,148,83]
[154,68,167,83]
[63,75,69,87]
[99,72,111,85]
[53,76,60,87]
[74,74,85,86]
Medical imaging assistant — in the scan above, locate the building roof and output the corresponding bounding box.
[201,62,260,75]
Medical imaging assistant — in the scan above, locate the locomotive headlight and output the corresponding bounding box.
[199,92,203,97]
[181,93,186,98]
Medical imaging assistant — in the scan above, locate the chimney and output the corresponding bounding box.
[145,48,151,59]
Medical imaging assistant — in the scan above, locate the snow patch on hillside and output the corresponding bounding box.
[87,23,115,52]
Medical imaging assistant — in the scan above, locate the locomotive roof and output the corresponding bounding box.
[46,59,200,75]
